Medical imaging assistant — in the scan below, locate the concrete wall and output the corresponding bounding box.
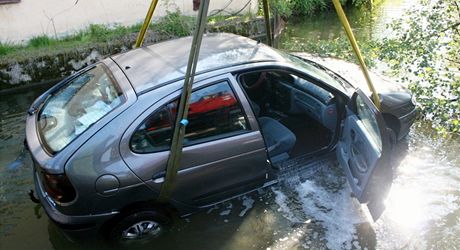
[0,0,257,43]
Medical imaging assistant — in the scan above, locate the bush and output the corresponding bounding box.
[154,10,195,37]
[270,0,368,19]
[377,0,460,135]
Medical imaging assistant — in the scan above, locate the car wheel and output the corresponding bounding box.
[107,210,170,241]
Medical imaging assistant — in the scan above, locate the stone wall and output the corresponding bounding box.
[0,17,271,91]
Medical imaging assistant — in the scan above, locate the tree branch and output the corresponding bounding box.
[445,57,460,65]
[454,1,460,18]
[440,22,460,34]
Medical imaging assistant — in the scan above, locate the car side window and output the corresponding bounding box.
[131,81,249,153]
[355,95,382,151]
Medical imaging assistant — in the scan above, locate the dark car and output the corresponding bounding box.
[26,33,416,240]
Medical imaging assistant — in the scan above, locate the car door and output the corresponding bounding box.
[121,74,269,207]
[337,89,393,220]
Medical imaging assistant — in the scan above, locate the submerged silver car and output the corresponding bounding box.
[26,33,416,240]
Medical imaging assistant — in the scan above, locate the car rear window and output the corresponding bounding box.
[37,64,125,153]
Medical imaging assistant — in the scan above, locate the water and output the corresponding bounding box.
[278,0,418,45]
[1,1,460,249]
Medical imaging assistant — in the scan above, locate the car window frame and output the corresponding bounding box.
[129,77,252,154]
[235,66,347,103]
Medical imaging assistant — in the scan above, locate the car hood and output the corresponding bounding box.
[291,53,409,96]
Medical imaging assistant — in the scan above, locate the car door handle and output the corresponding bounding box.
[152,171,166,184]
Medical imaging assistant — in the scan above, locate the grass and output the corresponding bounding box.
[29,35,56,48]
[0,10,198,60]
[0,8,264,60]
[0,42,17,56]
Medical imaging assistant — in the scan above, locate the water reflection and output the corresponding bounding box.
[279,0,419,48]
[375,127,460,249]
[385,183,425,230]
[0,84,52,249]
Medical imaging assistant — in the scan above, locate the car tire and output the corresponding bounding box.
[106,209,170,241]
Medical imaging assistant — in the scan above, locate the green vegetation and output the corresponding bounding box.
[0,42,17,56]
[0,10,195,59]
[154,10,195,36]
[270,0,370,19]
[281,0,460,135]
[28,35,55,48]
[378,0,459,135]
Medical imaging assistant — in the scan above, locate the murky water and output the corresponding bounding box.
[278,0,418,44]
[1,0,459,249]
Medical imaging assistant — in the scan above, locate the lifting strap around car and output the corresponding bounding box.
[262,0,272,46]
[331,0,381,109]
[157,0,210,203]
[134,0,159,48]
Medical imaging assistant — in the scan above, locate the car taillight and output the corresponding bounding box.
[42,173,76,203]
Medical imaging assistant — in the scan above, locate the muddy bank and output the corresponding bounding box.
[0,17,272,92]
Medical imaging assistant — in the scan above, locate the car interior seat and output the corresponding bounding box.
[258,116,296,163]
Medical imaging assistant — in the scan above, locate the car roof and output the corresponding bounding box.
[111,33,288,94]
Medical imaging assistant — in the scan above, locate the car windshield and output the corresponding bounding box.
[37,64,125,153]
[285,53,349,93]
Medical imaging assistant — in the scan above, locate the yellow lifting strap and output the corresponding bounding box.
[331,0,381,109]
[262,0,272,46]
[135,0,159,48]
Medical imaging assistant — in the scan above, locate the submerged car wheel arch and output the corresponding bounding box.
[382,113,400,138]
